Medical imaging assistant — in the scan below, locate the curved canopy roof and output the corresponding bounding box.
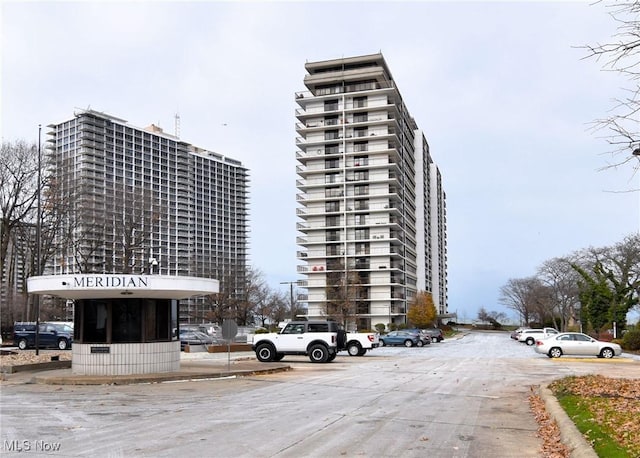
[27,275,219,300]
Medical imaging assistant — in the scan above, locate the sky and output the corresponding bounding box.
[2,0,639,324]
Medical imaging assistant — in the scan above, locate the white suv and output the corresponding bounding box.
[517,328,558,346]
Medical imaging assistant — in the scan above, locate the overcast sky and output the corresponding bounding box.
[2,1,638,324]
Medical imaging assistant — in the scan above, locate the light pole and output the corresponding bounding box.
[280,281,300,320]
[35,125,42,355]
[633,147,640,235]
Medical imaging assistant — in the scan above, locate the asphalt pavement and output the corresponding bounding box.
[1,350,288,386]
[2,336,639,457]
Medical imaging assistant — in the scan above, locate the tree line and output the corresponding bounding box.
[499,234,640,333]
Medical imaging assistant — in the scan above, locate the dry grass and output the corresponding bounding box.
[548,375,640,457]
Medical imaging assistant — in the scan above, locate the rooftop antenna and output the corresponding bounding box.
[174,112,181,138]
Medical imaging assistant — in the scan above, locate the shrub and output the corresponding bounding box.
[622,329,640,351]
[374,323,386,333]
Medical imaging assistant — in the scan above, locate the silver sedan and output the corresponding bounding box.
[533,332,622,358]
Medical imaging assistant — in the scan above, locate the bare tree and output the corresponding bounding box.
[477,307,507,329]
[254,289,288,328]
[0,141,39,282]
[499,277,551,326]
[583,1,640,171]
[324,263,363,329]
[537,257,582,331]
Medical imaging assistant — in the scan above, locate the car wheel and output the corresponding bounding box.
[255,343,276,362]
[404,340,414,347]
[347,342,362,356]
[600,348,615,359]
[549,347,563,358]
[273,353,285,362]
[308,344,329,363]
[17,338,28,350]
[58,339,68,350]
[379,339,386,347]
[327,352,337,362]
[357,348,367,356]
[416,340,424,347]
[526,338,535,346]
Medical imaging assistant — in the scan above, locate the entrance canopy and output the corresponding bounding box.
[27,274,219,300]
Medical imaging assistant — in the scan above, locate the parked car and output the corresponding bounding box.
[179,330,217,351]
[534,332,623,359]
[181,323,220,337]
[517,328,559,345]
[13,322,73,350]
[421,328,444,342]
[510,327,526,340]
[379,330,423,347]
[405,329,432,345]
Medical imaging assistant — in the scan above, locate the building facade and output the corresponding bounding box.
[294,53,447,330]
[46,110,249,321]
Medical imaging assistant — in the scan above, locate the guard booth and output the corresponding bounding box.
[27,274,219,376]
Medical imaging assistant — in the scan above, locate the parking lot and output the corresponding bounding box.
[2,330,639,457]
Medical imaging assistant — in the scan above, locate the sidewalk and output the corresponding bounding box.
[1,351,290,386]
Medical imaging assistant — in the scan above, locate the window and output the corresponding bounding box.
[282,323,305,334]
[355,199,369,210]
[356,242,370,255]
[76,298,175,344]
[325,173,339,184]
[112,301,142,343]
[354,142,368,153]
[326,230,340,242]
[326,216,339,226]
[317,85,342,96]
[324,100,339,111]
[325,130,340,141]
[354,127,368,138]
[354,185,369,196]
[355,171,369,181]
[353,112,368,123]
[354,156,369,166]
[325,187,342,198]
[355,228,370,240]
[308,323,329,332]
[325,159,339,169]
[354,96,367,108]
[325,144,339,155]
[324,116,339,126]
[326,201,340,212]
[326,245,340,256]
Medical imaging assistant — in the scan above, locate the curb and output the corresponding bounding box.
[32,364,292,385]
[539,384,597,458]
[1,360,72,374]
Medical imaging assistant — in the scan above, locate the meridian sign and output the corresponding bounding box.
[70,276,149,288]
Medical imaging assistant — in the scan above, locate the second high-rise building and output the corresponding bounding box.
[46,109,249,322]
[294,53,448,331]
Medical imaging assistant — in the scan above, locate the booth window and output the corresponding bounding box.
[75,298,176,344]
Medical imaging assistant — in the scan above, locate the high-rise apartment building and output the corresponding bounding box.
[46,110,249,320]
[294,53,447,330]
